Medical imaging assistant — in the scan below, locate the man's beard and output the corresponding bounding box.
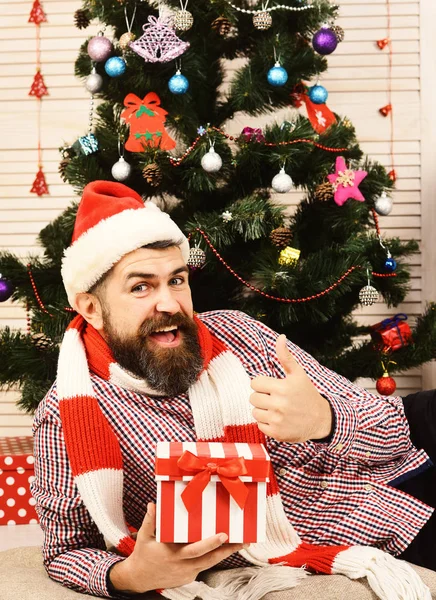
[102,310,204,397]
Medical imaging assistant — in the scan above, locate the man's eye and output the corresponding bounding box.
[132,283,148,292]
[171,277,185,285]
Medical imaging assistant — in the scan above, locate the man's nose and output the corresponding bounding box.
[155,288,180,314]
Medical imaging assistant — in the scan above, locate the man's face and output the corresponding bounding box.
[96,246,203,396]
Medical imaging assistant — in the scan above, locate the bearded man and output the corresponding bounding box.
[31,181,436,600]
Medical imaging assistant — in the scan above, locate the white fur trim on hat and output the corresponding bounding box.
[61,202,189,308]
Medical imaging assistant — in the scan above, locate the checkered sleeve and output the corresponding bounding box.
[31,390,125,598]
[227,312,415,466]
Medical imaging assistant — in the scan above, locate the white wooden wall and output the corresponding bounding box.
[0,0,431,436]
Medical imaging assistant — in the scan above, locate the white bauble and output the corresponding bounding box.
[201,147,222,173]
[374,191,393,216]
[85,70,103,94]
[111,157,132,182]
[272,167,293,193]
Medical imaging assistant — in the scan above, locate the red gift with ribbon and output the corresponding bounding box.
[370,313,413,352]
[155,442,270,543]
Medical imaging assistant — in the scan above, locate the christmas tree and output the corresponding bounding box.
[2,0,436,413]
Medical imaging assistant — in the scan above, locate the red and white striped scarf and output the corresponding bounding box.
[57,314,429,600]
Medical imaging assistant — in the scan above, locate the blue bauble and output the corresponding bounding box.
[104,56,126,77]
[384,257,397,272]
[313,27,338,55]
[168,72,189,95]
[309,84,328,104]
[267,64,288,87]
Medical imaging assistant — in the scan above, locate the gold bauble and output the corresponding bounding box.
[119,32,136,50]
[174,9,194,31]
[252,11,272,30]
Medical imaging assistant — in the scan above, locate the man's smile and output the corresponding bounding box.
[148,326,181,347]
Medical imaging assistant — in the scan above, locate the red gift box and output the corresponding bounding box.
[370,313,412,352]
[0,436,38,525]
[155,442,270,544]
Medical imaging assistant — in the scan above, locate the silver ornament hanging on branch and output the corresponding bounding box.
[111,157,132,182]
[111,138,132,182]
[374,191,393,216]
[272,166,293,193]
[187,247,206,269]
[359,269,379,306]
[201,144,222,173]
[85,65,103,94]
[359,285,379,306]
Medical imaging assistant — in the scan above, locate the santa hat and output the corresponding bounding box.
[61,180,189,309]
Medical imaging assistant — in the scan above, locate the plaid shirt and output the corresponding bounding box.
[31,310,434,597]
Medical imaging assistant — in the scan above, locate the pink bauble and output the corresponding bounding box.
[87,36,113,62]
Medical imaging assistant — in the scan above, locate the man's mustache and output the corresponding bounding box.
[138,314,194,337]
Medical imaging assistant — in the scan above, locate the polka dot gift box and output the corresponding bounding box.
[0,436,38,525]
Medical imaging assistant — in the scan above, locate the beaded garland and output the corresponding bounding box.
[169,126,348,167]
[225,0,315,13]
[188,228,396,304]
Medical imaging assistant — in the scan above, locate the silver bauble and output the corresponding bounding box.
[85,70,103,94]
[374,191,393,216]
[187,247,206,269]
[272,167,293,193]
[201,147,222,173]
[174,9,194,31]
[111,157,132,182]
[359,285,379,306]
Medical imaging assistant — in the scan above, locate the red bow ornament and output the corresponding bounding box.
[121,92,176,152]
[177,450,249,513]
[291,83,336,134]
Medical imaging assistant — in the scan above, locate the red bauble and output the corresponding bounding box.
[376,373,396,396]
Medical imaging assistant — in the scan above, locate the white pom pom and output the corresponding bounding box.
[201,147,222,173]
[272,167,293,193]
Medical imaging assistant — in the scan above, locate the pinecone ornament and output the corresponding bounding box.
[211,16,232,36]
[58,158,70,182]
[331,25,345,43]
[32,332,53,350]
[142,163,162,187]
[270,227,293,249]
[315,181,334,202]
[74,9,91,30]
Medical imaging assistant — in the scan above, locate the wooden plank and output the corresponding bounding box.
[420,0,436,389]
[0,427,34,436]
[0,414,34,427]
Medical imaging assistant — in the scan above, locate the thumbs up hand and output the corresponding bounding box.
[250,335,333,443]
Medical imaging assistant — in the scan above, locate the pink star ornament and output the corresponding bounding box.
[327,156,368,206]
